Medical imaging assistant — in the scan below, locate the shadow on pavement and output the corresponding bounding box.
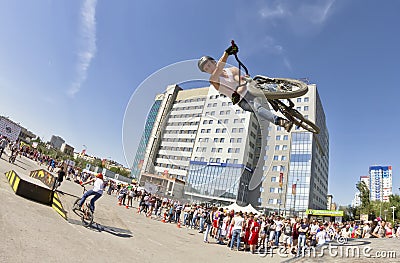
[67,218,133,238]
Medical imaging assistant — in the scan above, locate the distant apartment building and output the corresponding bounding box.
[50,135,65,150]
[60,143,74,156]
[256,84,329,217]
[369,165,392,202]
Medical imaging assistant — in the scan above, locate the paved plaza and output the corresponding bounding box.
[1,149,399,263]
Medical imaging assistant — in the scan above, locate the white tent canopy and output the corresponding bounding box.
[224,202,260,214]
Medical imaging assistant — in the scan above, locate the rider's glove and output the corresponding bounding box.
[225,44,238,55]
[231,91,241,105]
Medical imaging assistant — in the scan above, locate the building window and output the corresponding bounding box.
[237,138,242,143]
[239,128,244,133]
[276,135,281,140]
[273,155,279,161]
[275,145,280,150]
[283,135,288,140]
[235,110,241,114]
[304,106,309,111]
[220,138,225,143]
[268,199,274,204]
[270,187,275,193]
[230,138,235,143]
[271,177,277,182]
[233,159,238,164]
[297,98,301,103]
[282,145,288,150]
[304,97,309,102]
[281,156,287,161]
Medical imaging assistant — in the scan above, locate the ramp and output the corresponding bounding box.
[4,170,67,220]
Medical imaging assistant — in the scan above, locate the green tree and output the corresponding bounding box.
[356,181,371,214]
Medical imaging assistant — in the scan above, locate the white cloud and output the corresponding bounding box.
[68,0,97,97]
[259,4,286,19]
[300,0,336,25]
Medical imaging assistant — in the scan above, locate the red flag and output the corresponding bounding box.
[279,172,284,188]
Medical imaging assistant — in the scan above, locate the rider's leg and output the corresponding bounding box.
[253,98,293,132]
[78,189,95,207]
[89,192,102,212]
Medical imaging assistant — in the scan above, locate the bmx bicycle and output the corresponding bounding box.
[231,40,320,134]
[8,151,17,164]
[72,186,94,227]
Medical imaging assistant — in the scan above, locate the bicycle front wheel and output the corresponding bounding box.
[285,108,320,134]
[82,207,93,227]
[254,76,308,99]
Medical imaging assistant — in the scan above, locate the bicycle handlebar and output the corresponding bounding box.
[230,40,249,76]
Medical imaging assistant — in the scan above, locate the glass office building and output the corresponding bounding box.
[130,98,162,179]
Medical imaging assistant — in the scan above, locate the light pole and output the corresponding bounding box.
[292,178,299,217]
[390,206,396,222]
[241,183,248,205]
[384,209,388,221]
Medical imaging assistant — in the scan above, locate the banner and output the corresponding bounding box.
[144,182,158,194]
[0,118,21,142]
[292,183,296,195]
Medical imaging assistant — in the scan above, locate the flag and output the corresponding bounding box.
[279,172,284,188]
[292,183,296,195]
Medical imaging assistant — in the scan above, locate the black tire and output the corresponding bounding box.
[73,198,80,210]
[81,205,93,227]
[253,76,309,99]
[274,100,320,134]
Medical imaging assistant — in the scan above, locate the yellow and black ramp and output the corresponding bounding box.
[5,170,21,193]
[4,170,53,205]
[52,192,67,220]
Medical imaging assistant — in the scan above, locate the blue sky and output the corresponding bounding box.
[0,0,399,205]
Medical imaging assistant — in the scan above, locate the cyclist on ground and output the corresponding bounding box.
[198,44,293,132]
[75,173,104,212]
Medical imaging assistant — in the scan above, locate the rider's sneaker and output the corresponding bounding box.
[276,117,293,132]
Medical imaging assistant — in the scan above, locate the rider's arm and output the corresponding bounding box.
[209,52,229,90]
[82,178,95,186]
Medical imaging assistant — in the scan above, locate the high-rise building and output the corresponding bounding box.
[255,84,329,217]
[369,165,392,202]
[138,84,263,204]
[131,94,163,179]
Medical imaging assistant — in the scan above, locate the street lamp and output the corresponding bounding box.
[390,206,396,222]
[241,182,248,205]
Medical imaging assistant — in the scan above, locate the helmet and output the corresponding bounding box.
[96,173,103,179]
[198,56,215,72]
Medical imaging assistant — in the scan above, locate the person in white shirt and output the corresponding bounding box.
[316,225,327,246]
[230,212,245,251]
[76,173,104,212]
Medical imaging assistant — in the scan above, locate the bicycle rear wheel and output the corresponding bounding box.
[253,76,308,99]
